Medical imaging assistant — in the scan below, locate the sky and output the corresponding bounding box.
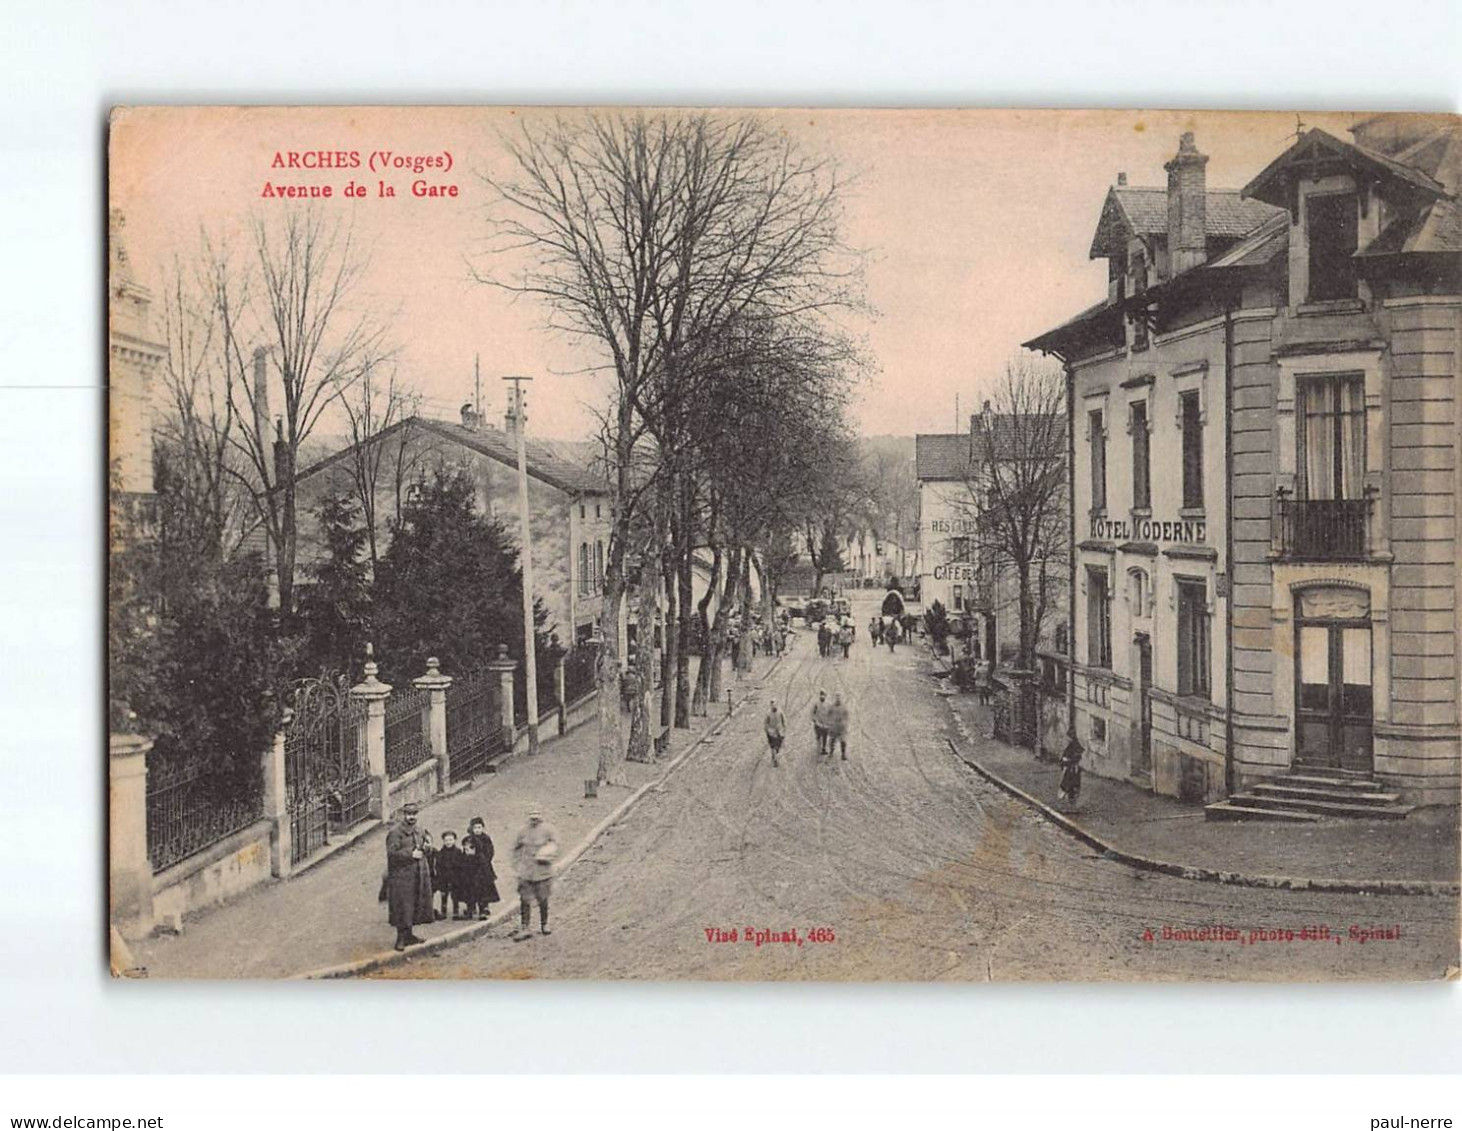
[110,106,1363,441]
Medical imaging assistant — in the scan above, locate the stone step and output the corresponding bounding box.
[1278,773,1386,793]
[1204,801,1321,823]
[1229,792,1414,820]
[1252,782,1402,806]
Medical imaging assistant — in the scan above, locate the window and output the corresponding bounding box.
[595,504,602,519]
[1297,375,1365,501]
[1180,391,1203,510]
[952,584,964,612]
[578,543,590,595]
[579,504,585,520]
[1306,192,1358,302]
[595,541,605,588]
[1130,400,1150,510]
[1089,410,1106,512]
[952,536,970,561]
[1086,567,1111,669]
[1176,579,1211,699]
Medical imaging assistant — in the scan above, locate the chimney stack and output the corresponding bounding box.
[252,347,270,450]
[460,402,481,431]
[1117,172,1127,186]
[1165,132,1209,276]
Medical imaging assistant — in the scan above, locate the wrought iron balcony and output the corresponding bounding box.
[1276,492,1374,561]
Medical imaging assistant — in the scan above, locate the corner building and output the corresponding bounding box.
[1029,118,1461,808]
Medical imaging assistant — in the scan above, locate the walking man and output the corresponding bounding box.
[839,620,853,659]
[827,693,850,761]
[812,689,830,756]
[764,698,786,767]
[385,802,433,951]
[886,618,900,653]
[511,806,560,941]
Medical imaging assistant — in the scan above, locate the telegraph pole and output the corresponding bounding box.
[504,374,540,755]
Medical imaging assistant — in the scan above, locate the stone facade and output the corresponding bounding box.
[1028,118,1461,808]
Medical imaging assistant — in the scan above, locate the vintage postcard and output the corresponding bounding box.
[107,106,1461,981]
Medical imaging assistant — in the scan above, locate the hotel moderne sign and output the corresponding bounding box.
[1089,514,1208,545]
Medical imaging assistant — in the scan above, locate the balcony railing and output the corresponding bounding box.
[1277,494,1373,560]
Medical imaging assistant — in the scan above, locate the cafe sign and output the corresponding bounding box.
[1090,515,1207,544]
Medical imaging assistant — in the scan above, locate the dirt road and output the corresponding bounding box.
[394,595,1459,982]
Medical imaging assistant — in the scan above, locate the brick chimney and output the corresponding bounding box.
[252,347,271,453]
[1165,132,1209,276]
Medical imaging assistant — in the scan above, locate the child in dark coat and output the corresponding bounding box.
[461,816,501,920]
[435,830,465,920]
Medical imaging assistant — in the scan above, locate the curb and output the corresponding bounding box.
[300,658,782,979]
[947,738,1459,898]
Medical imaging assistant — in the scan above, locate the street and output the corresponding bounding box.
[391,593,1460,982]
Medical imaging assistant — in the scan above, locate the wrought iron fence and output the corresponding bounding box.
[563,643,599,707]
[145,749,264,873]
[385,684,431,780]
[446,665,504,784]
[284,674,369,866]
[1278,495,1372,560]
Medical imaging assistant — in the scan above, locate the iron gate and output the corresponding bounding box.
[284,674,370,865]
[385,684,431,780]
[446,665,504,784]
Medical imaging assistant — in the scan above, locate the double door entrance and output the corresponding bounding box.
[1294,587,1373,772]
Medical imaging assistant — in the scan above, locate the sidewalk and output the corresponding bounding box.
[129,677,763,979]
[940,679,1460,887]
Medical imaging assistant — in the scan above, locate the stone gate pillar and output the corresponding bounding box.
[351,658,392,818]
[487,643,517,743]
[262,710,292,878]
[413,656,453,793]
[109,733,155,940]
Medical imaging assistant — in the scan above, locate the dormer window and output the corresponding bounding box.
[1306,192,1358,301]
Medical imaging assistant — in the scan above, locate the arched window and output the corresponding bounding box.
[1127,567,1149,618]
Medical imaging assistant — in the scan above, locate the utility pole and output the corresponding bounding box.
[504,374,540,755]
[474,354,482,416]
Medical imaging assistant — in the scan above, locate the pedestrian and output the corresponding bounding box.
[385,802,433,951]
[1059,736,1084,808]
[827,693,850,761]
[886,619,900,653]
[812,689,830,755]
[817,621,830,658]
[764,699,786,767]
[839,620,853,659]
[434,830,463,920]
[511,806,560,941]
[870,617,883,646]
[462,816,501,919]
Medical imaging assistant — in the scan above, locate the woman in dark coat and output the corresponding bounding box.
[461,816,501,919]
[385,803,434,950]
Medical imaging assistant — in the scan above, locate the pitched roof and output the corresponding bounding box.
[914,433,972,481]
[1089,187,1282,257]
[292,414,609,497]
[1357,197,1462,257]
[1242,128,1448,209]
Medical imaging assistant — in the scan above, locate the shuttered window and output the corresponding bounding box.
[1089,410,1106,512]
[1087,567,1111,669]
[1180,391,1203,510]
[1131,400,1150,510]
[1177,579,1210,698]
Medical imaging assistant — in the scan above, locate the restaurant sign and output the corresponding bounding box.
[1090,515,1207,544]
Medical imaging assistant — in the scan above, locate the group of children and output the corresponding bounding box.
[418,816,502,920]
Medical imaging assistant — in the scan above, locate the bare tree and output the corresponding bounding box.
[957,358,1068,671]
[336,361,417,572]
[216,208,389,620]
[483,111,861,785]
